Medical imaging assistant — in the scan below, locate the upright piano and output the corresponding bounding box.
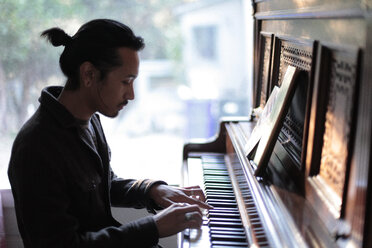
[179,0,371,247]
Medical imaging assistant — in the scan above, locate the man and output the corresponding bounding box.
[8,19,211,248]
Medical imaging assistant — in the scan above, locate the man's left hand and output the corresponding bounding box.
[149,184,213,210]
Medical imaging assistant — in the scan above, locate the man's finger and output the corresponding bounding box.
[181,196,213,209]
[183,211,203,228]
[184,187,207,202]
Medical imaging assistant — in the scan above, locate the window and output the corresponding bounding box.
[193,25,217,60]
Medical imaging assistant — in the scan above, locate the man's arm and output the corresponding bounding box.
[8,143,160,248]
[109,168,167,211]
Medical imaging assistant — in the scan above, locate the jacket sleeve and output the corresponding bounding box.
[109,168,167,212]
[8,140,160,248]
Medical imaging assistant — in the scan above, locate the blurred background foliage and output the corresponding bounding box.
[0,0,188,134]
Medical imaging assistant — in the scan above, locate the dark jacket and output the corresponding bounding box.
[8,86,165,248]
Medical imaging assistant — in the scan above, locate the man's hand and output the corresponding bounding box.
[153,203,203,237]
[149,184,213,210]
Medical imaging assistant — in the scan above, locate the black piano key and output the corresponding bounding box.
[204,180,232,185]
[241,191,252,197]
[205,182,232,186]
[203,167,226,171]
[206,194,235,199]
[204,186,233,190]
[205,186,233,191]
[209,226,245,233]
[246,207,258,213]
[208,212,242,218]
[206,193,235,198]
[208,218,243,225]
[208,202,237,208]
[205,177,230,181]
[210,228,246,234]
[207,194,236,200]
[253,227,265,232]
[208,212,241,218]
[205,183,233,189]
[209,207,239,211]
[204,172,229,177]
[210,233,247,240]
[211,240,249,247]
[203,167,228,171]
[207,198,236,204]
[209,208,239,213]
[256,234,268,240]
[205,187,234,192]
[245,199,257,205]
[205,190,235,195]
[204,171,230,176]
[208,216,242,221]
[211,234,247,242]
[209,213,241,219]
[209,221,243,228]
[250,217,262,223]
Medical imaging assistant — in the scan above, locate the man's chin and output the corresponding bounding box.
[100,110,119,119]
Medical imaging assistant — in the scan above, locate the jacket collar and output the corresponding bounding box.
[39,86,79,128]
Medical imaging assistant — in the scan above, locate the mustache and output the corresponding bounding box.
[120,100,129,106]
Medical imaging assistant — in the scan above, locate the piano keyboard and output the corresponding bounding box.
[182,153,269,247]
[202,154,249,247]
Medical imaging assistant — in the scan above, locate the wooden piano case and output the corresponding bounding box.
[252,0,371,247]
[181,1,371,247]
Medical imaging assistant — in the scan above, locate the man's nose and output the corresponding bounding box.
[127,84,135,100]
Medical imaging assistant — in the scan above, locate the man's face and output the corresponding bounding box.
[93,47,139,118]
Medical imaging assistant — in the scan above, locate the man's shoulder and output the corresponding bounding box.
[9,109,76,172]
[17,108,48,136]
[13,108,68,151]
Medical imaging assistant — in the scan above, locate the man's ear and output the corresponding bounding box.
[80,62,98,88]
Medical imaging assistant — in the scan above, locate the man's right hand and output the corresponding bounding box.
[153,203,203,238]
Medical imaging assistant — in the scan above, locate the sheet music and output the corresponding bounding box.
[253,65,300,175]
[245,86,279,158]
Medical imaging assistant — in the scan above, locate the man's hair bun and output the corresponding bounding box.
[41,27,73,47]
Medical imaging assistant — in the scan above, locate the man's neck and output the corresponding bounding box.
[58,88,94,121]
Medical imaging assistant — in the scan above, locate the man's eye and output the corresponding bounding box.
[122,81,130,85]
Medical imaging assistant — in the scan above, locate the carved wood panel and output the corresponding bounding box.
[277,40,313,87]
[257,32,274,108]
[270,37,316,172]
[305,43,361,230]
[318,46,360,199]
